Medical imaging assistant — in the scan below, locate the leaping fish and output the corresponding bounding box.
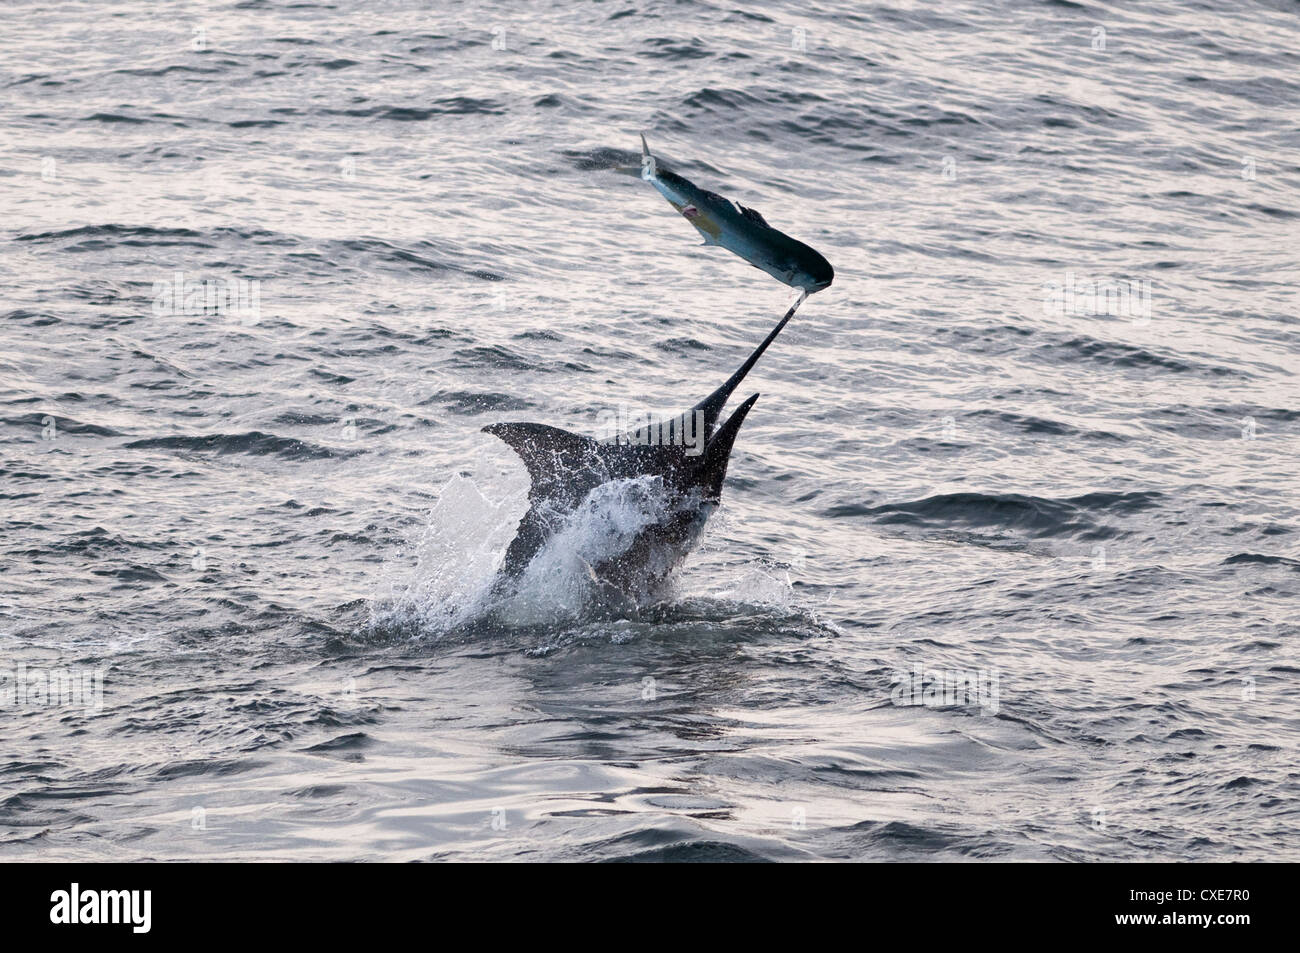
[483,294,804,597]
[636,134,834,295]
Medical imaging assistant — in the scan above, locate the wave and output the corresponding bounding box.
[123,431,350,461]
[433,391,535,415]
[12,225,503,281]
[1222,553,1300,570]
[320,98,505,119]
[1034,335,1240,378]
[16,224,214,249]
[825,490,1163,539]
[964,409,1126,442]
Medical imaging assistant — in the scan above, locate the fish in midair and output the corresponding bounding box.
[635,134,833,295]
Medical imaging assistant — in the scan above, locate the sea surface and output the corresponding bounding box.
[2,0,1298,861]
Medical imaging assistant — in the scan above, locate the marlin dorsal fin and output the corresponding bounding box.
[737,204,770,228]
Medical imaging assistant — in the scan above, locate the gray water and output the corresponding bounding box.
[2,0,1298,861]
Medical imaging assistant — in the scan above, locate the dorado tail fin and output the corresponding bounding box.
[612,133,656,178]
[640,133,657,180]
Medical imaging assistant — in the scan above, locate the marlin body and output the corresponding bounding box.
[638,135,833,294]
[483,297,804,598]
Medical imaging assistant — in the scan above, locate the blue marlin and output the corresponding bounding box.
[484,294,804,597]
[637,135,834,294]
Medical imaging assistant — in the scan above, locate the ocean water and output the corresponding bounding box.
[2,0,1298,861]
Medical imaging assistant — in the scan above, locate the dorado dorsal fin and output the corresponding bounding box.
[737,204,770,228]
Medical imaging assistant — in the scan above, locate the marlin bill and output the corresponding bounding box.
[636,135,833,295]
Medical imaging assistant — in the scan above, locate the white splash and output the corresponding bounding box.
[495,475,701,626]
[370,469,705,637]
[369,473,521,635]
